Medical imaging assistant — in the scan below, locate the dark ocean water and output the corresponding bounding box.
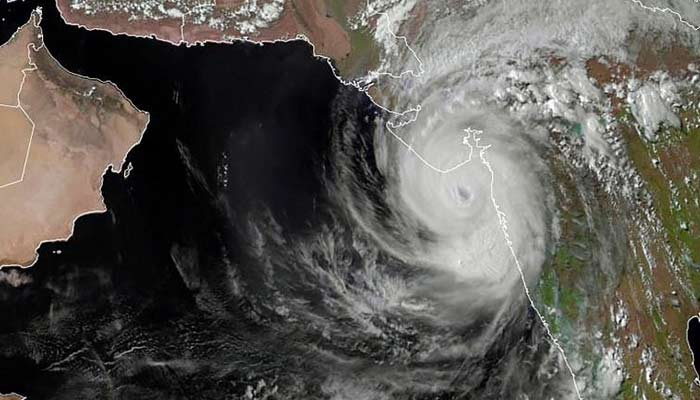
[0,0,348,397]
[0,0,37,42]
[0,1,603,398]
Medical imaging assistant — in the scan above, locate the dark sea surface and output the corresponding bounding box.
[0,1,584,398]
[0,0,37,43]
[0,0,346,397]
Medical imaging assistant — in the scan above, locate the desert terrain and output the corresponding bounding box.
[0,12,148,267]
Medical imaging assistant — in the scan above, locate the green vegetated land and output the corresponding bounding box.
[619,94,700,399]
[536,89,700,398]
[326,0,381,79]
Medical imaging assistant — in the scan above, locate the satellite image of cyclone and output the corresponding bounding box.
[2,0,700,399]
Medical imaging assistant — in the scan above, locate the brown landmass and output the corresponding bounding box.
[587,37,698,87]
[0,394,24,400]
[583,38,700,398]
[0,20,32,105]
[0,12,148,267]
[586,38,700,117]
[0,107,32,186]
[56,0,352,62]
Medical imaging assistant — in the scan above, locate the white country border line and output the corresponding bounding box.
[0,8,150,270]
[0,17,45,190]
[473,130,583,399]
[349,14,584,396]
[180,14,186,43]
[631,1,700,390]
[357,14,486,174]
[372,14,584,398]
[54,4,449,172]
[34,6,584,397]
[630,0,700,30]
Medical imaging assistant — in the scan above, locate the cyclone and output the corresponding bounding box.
[293,73,574,397]
[209,0,700,396]
[304,1,700,396]
[330,88,551,322]
[222,0,697,396]
[5,0,700,399]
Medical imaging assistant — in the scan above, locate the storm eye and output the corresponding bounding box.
[451,185,474,207]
